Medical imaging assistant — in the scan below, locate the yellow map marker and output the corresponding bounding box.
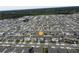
[36,31,44,37]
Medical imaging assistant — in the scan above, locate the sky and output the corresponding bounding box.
[0,6,72,11]
[0,0,79,11]
[0,6,77,11]
[0,6,55,11]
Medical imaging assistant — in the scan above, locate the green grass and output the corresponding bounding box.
[15,40,20,44]
[43,48,48,53]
